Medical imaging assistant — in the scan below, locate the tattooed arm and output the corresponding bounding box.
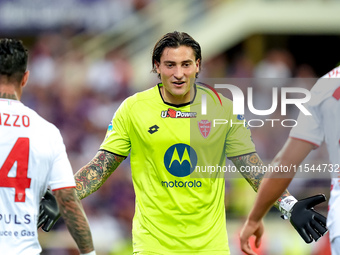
[37,150,125,233]
[229,152,290,209]
[54,188,94,254]
[74,150,126,200]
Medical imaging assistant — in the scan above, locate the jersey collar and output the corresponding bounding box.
[157,83,197,108]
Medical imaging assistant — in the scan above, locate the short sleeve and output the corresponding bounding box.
[225,115,256,158]
[290,105,324,147]
[100,99,131,156]
[49,129,76,190]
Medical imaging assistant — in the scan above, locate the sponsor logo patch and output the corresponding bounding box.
[163,143,197,177]
[161,108,197,118]
[148,125,159,134]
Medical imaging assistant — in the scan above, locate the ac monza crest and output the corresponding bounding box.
[198,120,211,138]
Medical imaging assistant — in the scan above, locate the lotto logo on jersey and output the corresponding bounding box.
[163,143,198,177]
[162,144,201,188]
[161,108,197,118]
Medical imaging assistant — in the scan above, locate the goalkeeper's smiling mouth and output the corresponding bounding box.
[172,81,186,87]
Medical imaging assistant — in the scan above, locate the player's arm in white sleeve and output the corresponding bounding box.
[38,151,125,237]
[54,188,96,254]
[74,150,126,200]
[39,127,96,254]
[238,139,327,255]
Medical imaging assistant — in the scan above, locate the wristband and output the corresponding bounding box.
[279,196,298,219]
[80,251,96,255]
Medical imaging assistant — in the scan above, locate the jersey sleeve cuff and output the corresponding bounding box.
[289,136,320,149]
[98,149,128,159]
[51,186,76,192]
[226,150,256,159]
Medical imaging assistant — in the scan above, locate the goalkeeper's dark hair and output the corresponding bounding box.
[152,31,202,78]
[0,38,28,84]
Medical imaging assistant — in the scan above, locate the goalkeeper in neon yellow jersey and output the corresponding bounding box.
[38,31,327,254]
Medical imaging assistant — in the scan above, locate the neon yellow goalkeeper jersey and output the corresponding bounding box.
[100,83,255,255]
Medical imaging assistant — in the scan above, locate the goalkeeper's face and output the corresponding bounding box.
[156,45,200,104]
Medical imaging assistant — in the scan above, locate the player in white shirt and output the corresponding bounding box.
[239,66,340,255]
[0,38,96,255]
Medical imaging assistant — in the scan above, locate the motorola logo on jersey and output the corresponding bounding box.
[163,143,197,177]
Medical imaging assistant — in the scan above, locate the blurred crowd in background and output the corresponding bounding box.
[1,0,339,254]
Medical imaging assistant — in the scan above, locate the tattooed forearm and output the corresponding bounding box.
[55,188,94,254]
[229,152,290,209]
[0,92,17,100]
[74,150,125,200]
[230,153,264,191]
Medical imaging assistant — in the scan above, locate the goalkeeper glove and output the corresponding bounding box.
[37,189,61,232]
[279,194,328,243]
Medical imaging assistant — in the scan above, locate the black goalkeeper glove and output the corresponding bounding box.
[37,189,61,232]
[279,194,328,243]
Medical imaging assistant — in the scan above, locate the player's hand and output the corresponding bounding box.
[239,218,264,255]
[37,189,61,232]
[289,194,328,243]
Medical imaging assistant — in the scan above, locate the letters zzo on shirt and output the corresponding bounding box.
[0,112,30,127]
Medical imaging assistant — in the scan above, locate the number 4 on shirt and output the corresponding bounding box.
[0,137,31,202]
